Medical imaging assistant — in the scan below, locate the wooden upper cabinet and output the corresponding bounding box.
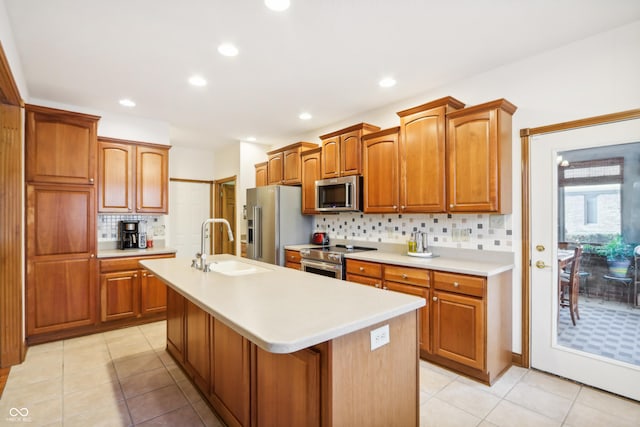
[25,104,100,185]
[320,123,380,178]
[300,147,322,214]
[362,127,400,213]
[397,97,465,213]
[255,162,268,187]
[98,139,133,212]
[267,151,283,185]
[446,99,516,213]
[137,145,169,213]
[98,137,169,213]
[267,142,317,185]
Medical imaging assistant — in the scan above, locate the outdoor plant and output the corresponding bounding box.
[588,234,635,261]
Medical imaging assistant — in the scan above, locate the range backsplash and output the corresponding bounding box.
[98,214,166,242]
[312,212,513,251]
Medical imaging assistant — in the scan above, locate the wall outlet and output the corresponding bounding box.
[370,324,390,351]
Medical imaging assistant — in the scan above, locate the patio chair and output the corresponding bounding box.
[559,246,582,326]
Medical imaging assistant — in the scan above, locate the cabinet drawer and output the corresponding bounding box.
[100,253,175,273]
[433,271,485,297]
[384,265,430,287]
[285,249,301,264]
[345,260,382,278]
[346,273,382,288]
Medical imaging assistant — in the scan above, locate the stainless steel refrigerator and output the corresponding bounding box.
[246,185,312,266]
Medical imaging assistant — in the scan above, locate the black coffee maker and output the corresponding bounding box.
[118,220,139,249]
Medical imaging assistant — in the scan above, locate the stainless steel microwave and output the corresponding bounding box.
[315,176,362,212]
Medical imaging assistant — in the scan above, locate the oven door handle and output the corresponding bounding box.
[301,259,342,273]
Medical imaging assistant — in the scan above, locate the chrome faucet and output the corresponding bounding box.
[192,218,234,271]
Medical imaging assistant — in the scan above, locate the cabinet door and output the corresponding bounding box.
[166,287,185,362]
[385,281,431,354]
[25,105,99,185]
[185,300,211,392]
[267,152,283,184]
[400,107,447,212]
[26,184,96,337]
[432,290,485,370]
[362,129,399,213]
[140,269,167,315]
[255,346,320,427]
[26,258,96,336]
[321,136,340,178]
[340,130,362,176]
[136,145,169,213]
[100,270,140,322]
[255,162,268,187]
[301,150,321,214]
[282,147,302,184]
[98,140,134,212]
[211,319,250,427]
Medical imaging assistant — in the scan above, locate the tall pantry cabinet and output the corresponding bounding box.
[25,105,100,342]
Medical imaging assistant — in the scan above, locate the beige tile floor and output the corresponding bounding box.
[1,321,639,427]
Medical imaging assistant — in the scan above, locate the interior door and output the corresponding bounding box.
[529,117,640,401]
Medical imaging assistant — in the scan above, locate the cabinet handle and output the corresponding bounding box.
[142,273,147,277]
[402,273,408,279]
[453,282,460,288]
[382,286,388,290]
[450,204,454,208]
[432,296,438,301]
[359,267,364,272]
[393,205,397,209]
[375,283,380,288]
[133,274,138,278]
[89,178,94,183]
[90,254,95,258]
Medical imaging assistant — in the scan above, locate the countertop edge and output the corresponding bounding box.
[98,248,177,258]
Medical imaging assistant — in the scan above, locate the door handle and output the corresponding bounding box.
[535,260,550,269]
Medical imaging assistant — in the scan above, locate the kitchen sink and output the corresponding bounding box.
[207,260,271,276]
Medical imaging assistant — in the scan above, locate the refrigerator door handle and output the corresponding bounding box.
[253,206,262,259]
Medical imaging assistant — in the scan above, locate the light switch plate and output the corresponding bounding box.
[370,324,390,351]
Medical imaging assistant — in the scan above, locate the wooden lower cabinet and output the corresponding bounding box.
[165,288,418,426]
[284,249,301,270]
[386,281,430,355]
[99,254,174,324]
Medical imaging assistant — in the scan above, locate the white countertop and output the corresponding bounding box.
[140,255,425,354]
[344,251,513,277]
[98,247,177,258]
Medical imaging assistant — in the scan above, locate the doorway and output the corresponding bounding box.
[214,176,236,255]
[523,110,640,401]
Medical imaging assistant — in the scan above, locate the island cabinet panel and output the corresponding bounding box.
[185,300,211,392]
[166,287,185,362]
[254,162,268,187]
[253,346,321,427]
[397,97,465,213]
[25,104,100,185]
[446,99,515,213]
[210,319,251,427]
[300,147,322,214]
[362,127,400,213]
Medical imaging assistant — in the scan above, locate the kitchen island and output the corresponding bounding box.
[140,255,425,427]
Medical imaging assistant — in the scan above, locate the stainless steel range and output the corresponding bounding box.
[299,244,377,279]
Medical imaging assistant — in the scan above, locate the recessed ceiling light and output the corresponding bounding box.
[119,98,136,107]
[379,77,396,88]
[246,136,257,142]
[218,43,239,57]
[299,112,312,120]
[188,75,207,87]
[265,0,290,11]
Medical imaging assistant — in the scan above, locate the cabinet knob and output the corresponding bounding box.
[450,204,454,208]
[453,282,460,287]
[393,205,397,209]
[402,273,408,279]
[133,274,138,278]
[382,286,388,290]
[89,178,94,183]
[90,254,95,258]
[359,267,364,272]
[375,283,380,288]
[142,273,147,277]
[432,296,438,301]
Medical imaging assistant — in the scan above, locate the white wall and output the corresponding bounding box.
[0,0,28,98]
[238,141,271,237]
[294,20,640,355]
[169,145,216,181]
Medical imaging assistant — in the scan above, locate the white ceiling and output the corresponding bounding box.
[4,0,640,148]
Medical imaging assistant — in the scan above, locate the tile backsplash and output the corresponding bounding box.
[312,212,513,251]
[98,214,166,242]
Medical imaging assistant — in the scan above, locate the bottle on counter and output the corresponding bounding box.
[408,232,417,253]
[147,229,154,248]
